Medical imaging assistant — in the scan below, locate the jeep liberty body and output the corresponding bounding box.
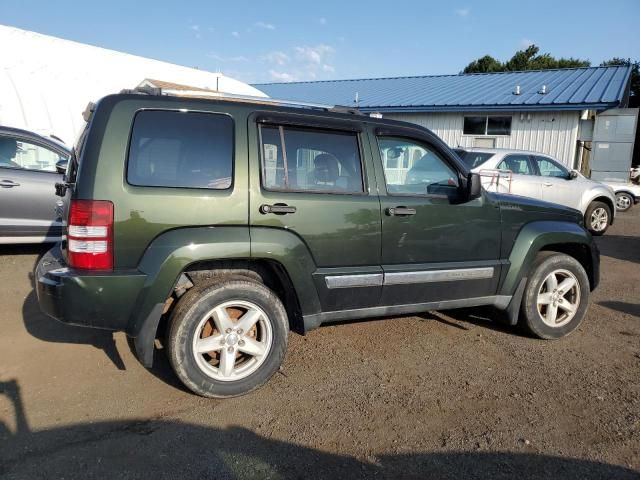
[36,92,600,397]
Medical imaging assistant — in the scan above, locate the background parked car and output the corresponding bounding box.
[603,181,640,212]
[454,148,616,235]
[0,126,70,244]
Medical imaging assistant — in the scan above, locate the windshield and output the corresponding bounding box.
[455,149,495,169]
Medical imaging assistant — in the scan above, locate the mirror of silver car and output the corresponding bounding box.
[568,170,579,180]
[468,172,482,200]
[55,158,68,174]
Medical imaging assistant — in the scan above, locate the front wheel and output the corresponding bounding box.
[520,252,590,339]
[585,201,611,236]
[615,192,633,212]
[167,279,289,398]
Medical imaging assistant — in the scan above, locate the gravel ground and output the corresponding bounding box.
[1,208,639,479]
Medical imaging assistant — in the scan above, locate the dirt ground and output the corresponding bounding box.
[1,209,639,479]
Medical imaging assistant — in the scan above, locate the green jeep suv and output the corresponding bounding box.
[36,91,599,398]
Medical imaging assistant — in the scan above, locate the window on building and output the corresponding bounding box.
[260,125,364,193]
[127,110,233,189]
[463,116,512,136]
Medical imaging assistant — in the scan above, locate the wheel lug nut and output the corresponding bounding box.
[237,329,244,335]
[220,339,226,345]
[238,340,245,346]
[227,346,234,353]
[225,328,232,334]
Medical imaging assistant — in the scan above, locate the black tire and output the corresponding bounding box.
[615,192,634,212]
[167,279,289,398]
[520,252,590,340]
[584,201,611,236]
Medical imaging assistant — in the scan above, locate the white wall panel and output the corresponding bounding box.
[385,111,580,168]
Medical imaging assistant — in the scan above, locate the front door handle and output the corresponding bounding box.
[543,182,553,187]
[0,179,20,188]
[386,206,417,216]
[260,203,297,215]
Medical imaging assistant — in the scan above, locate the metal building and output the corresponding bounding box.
[254,66,634,171]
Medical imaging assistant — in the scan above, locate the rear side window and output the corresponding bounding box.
[455,150,495,169]
[259,125,364,193]
[127,110,233,189]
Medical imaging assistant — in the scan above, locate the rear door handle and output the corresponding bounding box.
[543,182,553,187]
[0,179,20,188]
[386,206,417,216]
[260,203,297,215]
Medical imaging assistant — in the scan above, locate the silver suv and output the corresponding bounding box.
[455,148,616,235]
[0,127,70,244]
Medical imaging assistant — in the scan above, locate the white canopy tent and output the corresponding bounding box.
[0,25,266,145]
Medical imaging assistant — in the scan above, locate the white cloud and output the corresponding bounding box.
[269,70,298,82]
[262,44,335,82]
[295,44,334,65]
[231,31,240,38]
[190,24,202,39]
[521,38,535,48]
[319,17,327,25]
[255,21,276,30]
[208,53,249,62]
[455,7,470,17]
[263,51,290,66]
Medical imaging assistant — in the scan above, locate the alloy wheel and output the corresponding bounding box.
[590,207,608,232]
[192,300,273,382]
[536,269,581,328]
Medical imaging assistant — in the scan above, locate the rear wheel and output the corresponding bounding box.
[615,192,633,212]
[585,201,611,235]
[520,252,590,339]
[167,279,289,398]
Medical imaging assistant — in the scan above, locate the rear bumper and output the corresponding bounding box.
[36,245,147,332]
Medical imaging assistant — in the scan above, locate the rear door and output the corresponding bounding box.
[496,154,543,199]
[372,126,502,306]
[248,113,382,312]
[0,135,67,241]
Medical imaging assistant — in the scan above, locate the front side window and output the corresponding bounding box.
[498,154,533,175]
[378,137,459,195]
[127,110,233,189]
[0,136,67,172]
[260,125,364,193]
[534,156,568,178]
[463,116,512,136]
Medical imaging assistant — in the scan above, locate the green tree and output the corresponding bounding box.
[600,58,639,97]
[463,45,590,74]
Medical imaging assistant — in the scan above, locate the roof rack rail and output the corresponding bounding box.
[120,86,364,114]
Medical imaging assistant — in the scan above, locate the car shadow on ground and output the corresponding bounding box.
[595,234,640,264]
[21,288,188,391]
[0,380,636,480]
[598,301,640,318]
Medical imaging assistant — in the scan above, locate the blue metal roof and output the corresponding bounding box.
[253,66,632,113]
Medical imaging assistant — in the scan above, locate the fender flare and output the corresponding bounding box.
[499,220,594,297]
[129,225,321,367]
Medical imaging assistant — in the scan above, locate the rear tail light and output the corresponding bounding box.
[67,200,114,270]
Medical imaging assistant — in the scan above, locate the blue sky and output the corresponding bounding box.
[2,0,639,84]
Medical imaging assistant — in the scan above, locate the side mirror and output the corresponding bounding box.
[568,170,578,180]
[55,158,68,174]
[467,172,482,201]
